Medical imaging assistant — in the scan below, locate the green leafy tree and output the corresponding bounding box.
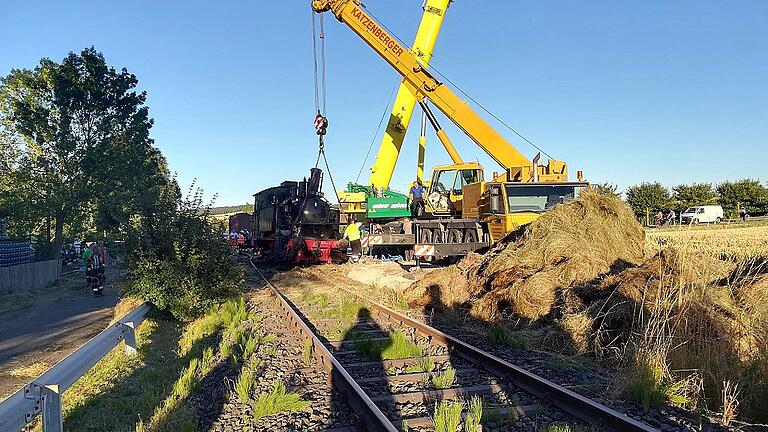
[717,179,768,217]
[592,182,620,198]
[0,47,163,257]
[672,183,717,210]
[625,182,671,223]
[124,183,242,321]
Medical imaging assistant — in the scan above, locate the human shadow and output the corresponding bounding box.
[330,306,411,429]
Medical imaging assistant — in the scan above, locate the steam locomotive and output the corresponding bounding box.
[252,168,345,264]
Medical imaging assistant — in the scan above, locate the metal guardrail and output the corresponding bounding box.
[0,302,152,432]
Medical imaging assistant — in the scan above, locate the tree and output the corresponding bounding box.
[592,182,620,198]
[625,182,671,223]
[672,183,717,210]
[717,179,768,217]
[0,47,162,257]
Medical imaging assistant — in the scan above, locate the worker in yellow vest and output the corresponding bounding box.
[343,216,363,263]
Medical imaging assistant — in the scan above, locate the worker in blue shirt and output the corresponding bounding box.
[409,180,425,218]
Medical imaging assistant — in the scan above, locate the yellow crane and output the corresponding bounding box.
[315,0,587,259]
[339,0,452,220]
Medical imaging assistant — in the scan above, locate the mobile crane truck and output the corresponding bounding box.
[314,0,587,261]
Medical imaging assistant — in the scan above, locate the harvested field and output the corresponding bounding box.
[646,224,768,258]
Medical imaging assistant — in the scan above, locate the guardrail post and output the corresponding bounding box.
[123,321,137,355]
[41,384,63,432]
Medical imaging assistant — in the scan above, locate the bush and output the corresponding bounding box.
[123,183,242,321]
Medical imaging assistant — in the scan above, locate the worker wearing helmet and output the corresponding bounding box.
[343,216,363,263]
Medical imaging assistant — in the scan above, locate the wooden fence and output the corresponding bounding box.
[0,259,62,295]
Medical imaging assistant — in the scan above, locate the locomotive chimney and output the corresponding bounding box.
[308,168,324,196]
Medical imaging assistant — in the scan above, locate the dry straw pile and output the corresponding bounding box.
[407,189,768,421]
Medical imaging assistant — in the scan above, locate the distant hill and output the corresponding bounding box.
[209,204,253,215]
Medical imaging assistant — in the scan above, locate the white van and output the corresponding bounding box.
[680,205,724,224]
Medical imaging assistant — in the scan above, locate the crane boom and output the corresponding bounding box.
[312,0,567,182]
[368,0,452,189]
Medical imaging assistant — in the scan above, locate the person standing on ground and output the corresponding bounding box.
[409,180,425,218]
[343,216,363,263]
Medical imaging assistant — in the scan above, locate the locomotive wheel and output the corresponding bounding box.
[419,229,433,244]
[465,229,478,243]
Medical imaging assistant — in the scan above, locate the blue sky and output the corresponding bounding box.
[2,1,766,205]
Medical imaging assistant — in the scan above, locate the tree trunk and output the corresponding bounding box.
[51,211,65,260]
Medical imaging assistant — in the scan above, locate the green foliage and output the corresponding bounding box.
[301,292,330,308]
[592,182,620,198]
[432,400,463,432]
[0,47,171,257]
[431,365,457,389]
[303,338,313,365]
[416,355,435,374]
[486,324,524,349]
[481,406,504,425]
[124,185,242,321]
[625,182,671,222]
[241,336,259,360]
[352,329,423,361]
[717,179,768,217]
[252,381,310,422]
[626,362,666,411]
[235,368,255,403]
[672,183,718,209]
[464,395,483,432]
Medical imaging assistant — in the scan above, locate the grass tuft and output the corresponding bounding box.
[464,395,483,432]
[252,381,311,422]
[303,338,313,365]
[486,324,525,349]
[431,365,456,389]
[432,400,463,432]
[353,329,423,361]
[235,367,255,403]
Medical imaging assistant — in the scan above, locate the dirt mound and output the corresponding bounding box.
[407,252,483,311]
[408,189,645,321]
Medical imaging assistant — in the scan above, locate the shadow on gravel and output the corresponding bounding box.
[334,307,401,430]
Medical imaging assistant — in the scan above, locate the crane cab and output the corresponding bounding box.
[423,163,484,218]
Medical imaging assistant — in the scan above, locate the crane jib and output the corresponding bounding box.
[350,7,405,57]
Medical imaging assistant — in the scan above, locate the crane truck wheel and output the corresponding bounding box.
[448,229,463,244]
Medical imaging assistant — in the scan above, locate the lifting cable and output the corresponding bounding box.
[311,8,340,203]
[355,82,398,184]
[364,7,557,161]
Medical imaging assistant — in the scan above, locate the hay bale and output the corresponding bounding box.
[471,189,645,320]
[408,190,645,322]
[561,312,594,353]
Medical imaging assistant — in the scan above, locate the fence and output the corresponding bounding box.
[0,259,62,295]
[0,302,151,432]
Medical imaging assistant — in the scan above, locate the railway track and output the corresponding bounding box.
[251,262,657,432]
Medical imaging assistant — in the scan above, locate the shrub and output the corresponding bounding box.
[123,184,242,321]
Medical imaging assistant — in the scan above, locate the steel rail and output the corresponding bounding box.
[0,302,151,432]
[251,263,398,432]
[338,286,658,432]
